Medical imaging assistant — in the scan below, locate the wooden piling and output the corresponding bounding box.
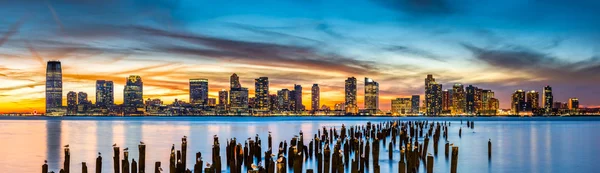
[488,139,492,159]
[64,147,70,173]
[42,161,48,173]
[122,150,130,173]
[154,162,161,173]
[96,154,102,173]
[182,137,188,171]
[139,144,146,173]
[426,154,433,173]
[114,146,120,173]
[82,162,88,173]
[450,147,459,173]
[132,159,138,173]
[194,152,203,173]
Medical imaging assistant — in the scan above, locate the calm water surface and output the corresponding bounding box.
[0,116,598,173]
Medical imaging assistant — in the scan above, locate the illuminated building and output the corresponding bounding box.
[391,98,412,115]
[230,88,249,113]
[294,84,303,111]
[542,85,553,112]
[67,91,77,115]
[208,98,216,107]
[568,98,579,110]
[526,90,540,111]
[311,84,320,111]
[364,77,379,114]
[77,92,88,105]
[452,83,465,115]
[488,98,499,115]
[277,89,291,111]
[218,89,228,108]
[424,75,442,116]
[230,73,241,89]
[345,77,358,114]
[411,95,420,114]
[442,89,452,113]
[475,88,483,112]
[124,75,144,111]
[254,77,269,111]
[511,90,526,114]
[334,103,345,111]
[466,85,477,114]
[190,79,209,105]
[269,94,277,112]
[46,60,63,114]
[95,80,114,107]
[481,90,494,112]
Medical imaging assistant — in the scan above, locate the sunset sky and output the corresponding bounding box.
[1,0,600,113]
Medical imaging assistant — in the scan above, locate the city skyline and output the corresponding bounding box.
[2,0,600,113]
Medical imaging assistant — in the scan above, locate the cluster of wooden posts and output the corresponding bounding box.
[42,120,491,173]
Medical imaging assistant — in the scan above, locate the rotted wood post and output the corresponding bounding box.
[388,142,393,160]
[276,155,287,173]
[154,162,161,173]
[426,154,433,173]
[114,146,120,173]
[444,143,450,159]
[324,145,331,173]
[488,139,492,160]
[194,152,203,173]
[182,137,188,171]
[122,150,130,173]
[132,159,138,173]
[96,154,102,173]
[459,128,462,138]
[64,147,70,173]
[138,143,146,173]
[450,147,459,173]
[307,169,314,173]
[82,162,88,173]
[42,161,49,173]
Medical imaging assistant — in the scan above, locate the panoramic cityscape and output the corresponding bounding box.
[29,60,590,116]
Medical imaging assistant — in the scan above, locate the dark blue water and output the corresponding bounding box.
[0,116,598,173]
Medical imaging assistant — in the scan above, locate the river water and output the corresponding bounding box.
[0,116,598,173]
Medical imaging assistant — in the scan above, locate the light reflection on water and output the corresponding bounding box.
[0,117,599,173]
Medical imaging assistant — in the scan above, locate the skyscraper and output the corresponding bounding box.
[364,77,379,114]
[391,98,412,115]
[526,90,540,111]
[230,73,241,89]
[77,92,88,105]
[255,77,269,111]
[466,85,477,114]
[411,95,420,114]
[452,84,465,115]
[481,90,494,113]
[124,75,144,110]
[67,91,77,115]
[511,90,526,114]
[96,80,114,107]
[311,84,320,111]
[425,75,442,116]
[442,89,452,113]
[542,85,553,113]
[190,79,209,105]
[218,89,228,108]
[345,77,358,114]
[277,89,291,111]
[568,98,579,110]
[46,61,63,114]
[294,84,303,111]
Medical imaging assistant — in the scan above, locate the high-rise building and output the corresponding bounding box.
[277,89,291,111]
[425,75,442,116]
[96,80,114,107]
[230,73,241,89]
[442,89,452,113]
[208,98,216,107]
[526,90,540,111]
[465,85,477,114]
[46,61,63,114]
[452,84,466,115]
[294,84,303,112]
[411,95,420,114]
[542,85,553,112]
[391,98,412,115]
[488,98,499,115]
[475,88,483,113]
[255,77,269,111]
[77,92,88,105]
[481,90,494,112]
[311,84,320,111]
[67,91,77,115]
[269,94,278,112]
[218,89,228,108]
[124,75,144,110]
[511,90,526,114]
[364,77,379,114]
[190,79,209,105]
[345,77,358,114]
[568,98,579,110]
[230,88,249,113]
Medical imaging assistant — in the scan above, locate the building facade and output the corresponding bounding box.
[364,77,379,114]
[411,95,420,114]
[124,75,144,111]
[542,85,553,113]
[67,91,77,115]
[345,77,358,114]
[96,80,114,107]
[425,75,442,116]
[452,84,466,115]
[311,84,320,111]
[190,79,209,105]
[255,77,269,111]
[511,90,526,114]
[46,61,63,114]
[391,98,412,115]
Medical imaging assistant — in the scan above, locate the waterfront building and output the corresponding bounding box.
[425,75,443,116]
[364,77,379,114]
[255,77,269,111]
[411,95,420,114]
[542,85,553,113]
[294,84,303,111]
[124,75,144,112]
[46,61,63,114]
[452,83,466,115]
[511,90,526,114]
[345,77,358,114]
[67,91,77,115]
[568,98,579,110]
[96,80,114,107]
[527,90,540,111]
[466,85,477,114]
[311,84,320,111]
[190,79,209,105]
[391,98,412,115]
[277,89,291,111]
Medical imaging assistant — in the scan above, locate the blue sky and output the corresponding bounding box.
[1,0,600,112]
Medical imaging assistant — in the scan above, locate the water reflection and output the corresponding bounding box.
[46,120,61,171]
